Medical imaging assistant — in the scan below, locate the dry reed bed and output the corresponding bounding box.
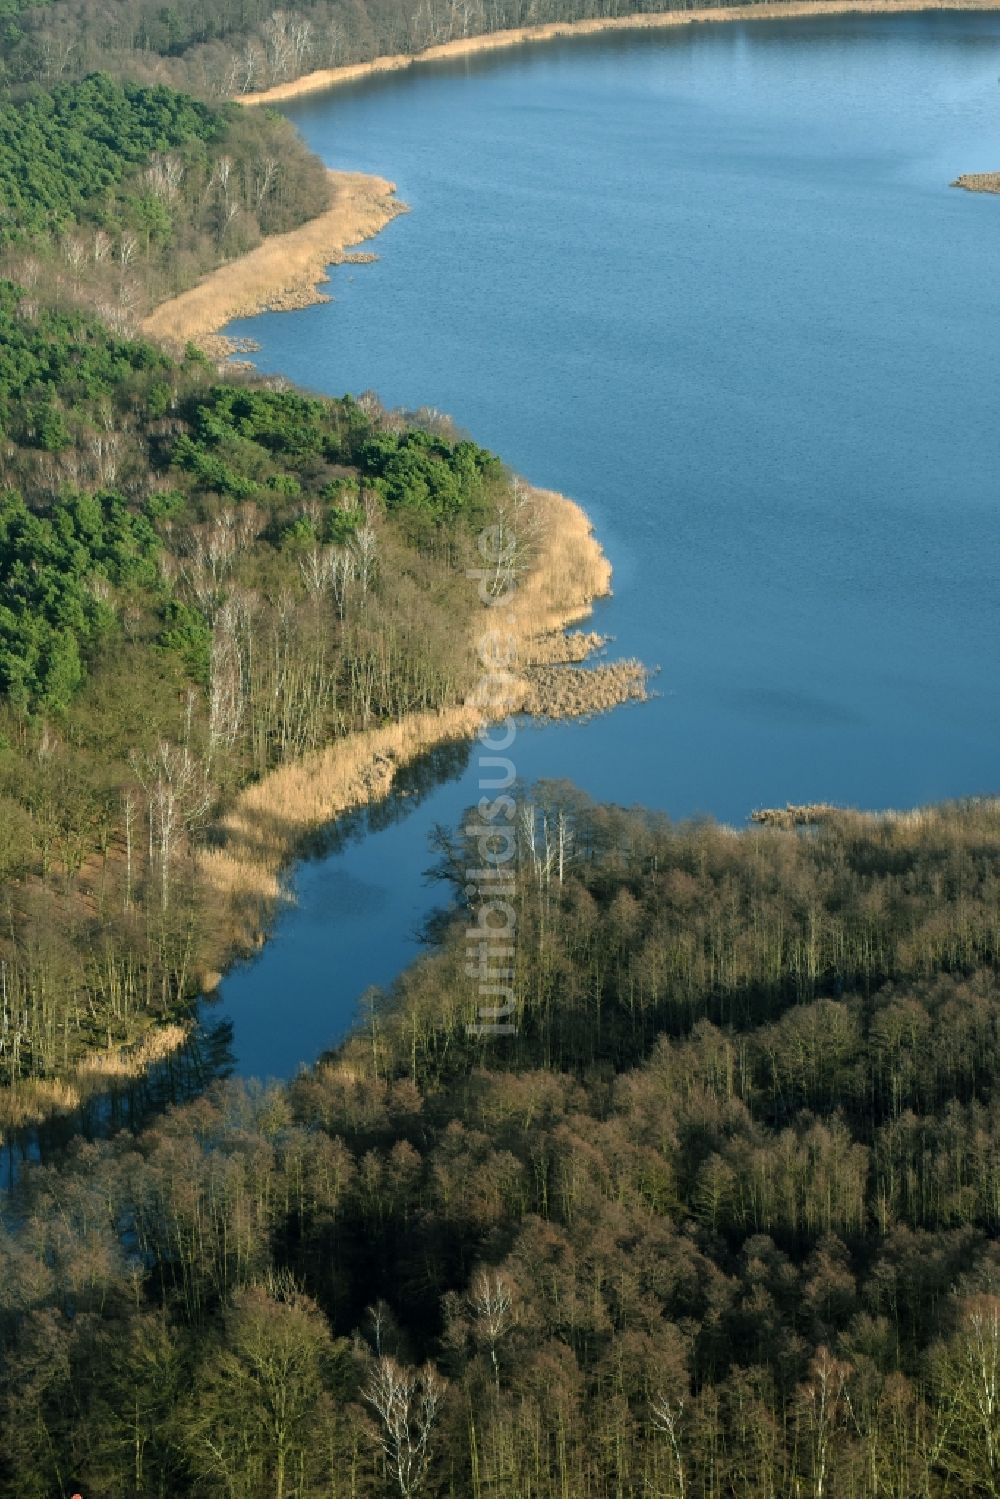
[0,1024,191,1142]
[239,0,1000,106]
[198,486,621,960]
[529,628,608,665]
[140,170,406,355]
[751,799,1000,834]
[523,659,649,718]
[751,803,844,827]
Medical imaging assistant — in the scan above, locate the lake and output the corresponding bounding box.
[217,11,1000,1079]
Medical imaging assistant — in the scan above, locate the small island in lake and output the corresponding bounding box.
[952,170,1000,192]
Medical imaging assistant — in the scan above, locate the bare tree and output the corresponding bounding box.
[651,1393,687,1499]
[146,152,185,203]
[223,53,242,97]
[364,1356,445,1498]
[324,19,344,65]
[797,1348,851,1499]
[208,604,246,761]
[933,1296,1000,1495]
[365,1299,398,1357]
[118,232,139,269]
[88,428,121,486]
[176,510,246,618]
[351,525,378,600]
[289,14,314,72]
[62,235,86,289]
[556,808,573,885]
[39,30,77,77]
[298,543,336,599]
[131,743,213,912]
[213,154,233,204]
[262,10,295,78]
[121,788,137,912]
[239,40,265,93]
[253,155,279,208]
[468,1270,514,1391]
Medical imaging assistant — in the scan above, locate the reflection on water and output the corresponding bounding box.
[2,1019,235,1194]
[211,735,482,1079]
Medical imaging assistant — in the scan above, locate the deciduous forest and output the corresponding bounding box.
[6,793,1000,1496]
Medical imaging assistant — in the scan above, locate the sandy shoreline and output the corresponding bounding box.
[140,169,406,355]
[239,0,1000,106]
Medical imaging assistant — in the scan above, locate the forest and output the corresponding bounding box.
[4,791,1000,1496]
[4,0,1000,1495]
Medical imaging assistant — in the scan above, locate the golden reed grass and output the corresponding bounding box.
[240,0,1000,106]
[74,1024,191,1080]
[522,659,647,718]
[140,170,406,355]
[0,1024,193,1136]
[0,1025,192,1142]
[0,1079,81,1138]
[750,799,1000,841]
